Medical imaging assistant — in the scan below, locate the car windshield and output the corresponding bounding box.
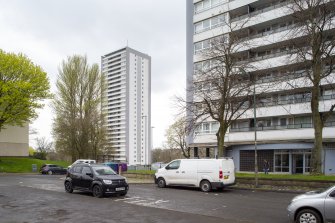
[92,166,116,175]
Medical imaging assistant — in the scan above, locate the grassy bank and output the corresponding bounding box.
[126,170,335,181]
[0,157,70,173]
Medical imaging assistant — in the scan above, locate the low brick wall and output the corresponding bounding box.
[122,173,155,180]
[236,177,335,189]
[122,173,335,188]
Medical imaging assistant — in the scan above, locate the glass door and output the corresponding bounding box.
[292,154,304,174]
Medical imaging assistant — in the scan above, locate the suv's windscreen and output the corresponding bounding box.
[92,166,116,175]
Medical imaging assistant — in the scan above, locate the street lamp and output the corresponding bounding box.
[240,68,259,188]
[141,115,148,165]
[151,126,155,163]
[253,80,259,188]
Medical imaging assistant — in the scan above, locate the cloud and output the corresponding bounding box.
[0,0,186,148]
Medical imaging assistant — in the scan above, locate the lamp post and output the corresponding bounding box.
[240,68,258,188]
[253,82,259,188]
[141,115,148,165]
[151,126,155,164]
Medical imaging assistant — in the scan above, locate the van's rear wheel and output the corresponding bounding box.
[200,180,212,192]
[157,178,166,188]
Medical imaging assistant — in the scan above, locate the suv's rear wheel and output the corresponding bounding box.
[157,178,166,188]
[64,181,73,193]
[200,180,212,192]
[296,209,321,223]
[92,185,103,198]
[48,170,53,175]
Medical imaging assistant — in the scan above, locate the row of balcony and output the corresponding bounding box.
[230,0,290,23]
[230,121,335,132]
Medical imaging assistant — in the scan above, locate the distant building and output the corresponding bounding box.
[0,125,29,156]
[186,0,335,174]
[101,47,151,165]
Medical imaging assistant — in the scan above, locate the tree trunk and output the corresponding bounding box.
[311,85,323,174]
[216,123,227,157]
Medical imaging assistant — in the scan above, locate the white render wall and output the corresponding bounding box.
[0,125,29,156]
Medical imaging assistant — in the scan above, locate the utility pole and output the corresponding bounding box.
[253,83,259,188]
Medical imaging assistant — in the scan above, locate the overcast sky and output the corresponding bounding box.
[0,0,186,149]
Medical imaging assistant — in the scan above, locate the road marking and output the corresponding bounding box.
[114,196,141,201]
[115,196,170,209]
[125,199,148,204]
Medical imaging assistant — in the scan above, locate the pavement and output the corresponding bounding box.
[0,173,322,193]
[125,177,318,193]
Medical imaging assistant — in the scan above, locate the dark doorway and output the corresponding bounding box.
[292,154,304,174]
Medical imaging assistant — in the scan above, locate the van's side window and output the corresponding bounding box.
[166,160,180,170]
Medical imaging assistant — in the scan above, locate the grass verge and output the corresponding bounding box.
[0,157,70,173]
[125,170,335,181]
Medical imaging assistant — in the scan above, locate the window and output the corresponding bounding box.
[82,167,92,175]
[73,166,82,173]
[274,150,289,172]
[166,160,181,170]
[280,118,286,126]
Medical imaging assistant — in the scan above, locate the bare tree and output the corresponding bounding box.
[287,0,335,174]
[53,55,106,162]
[34,136,53,160]
[165,117,190,158]
[36,137,53,153]
[151,148,183,163]
[185,18,270,157]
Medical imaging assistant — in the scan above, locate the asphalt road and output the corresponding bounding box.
[0,175,297,223]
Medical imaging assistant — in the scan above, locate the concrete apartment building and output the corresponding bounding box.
[0,125,29,156]
[101,47,151,165]
[186,0,335,174]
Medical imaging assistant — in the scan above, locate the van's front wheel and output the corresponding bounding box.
[200,180,212,192]
[157,178,166,188]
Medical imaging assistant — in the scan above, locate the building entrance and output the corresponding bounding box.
[292,154,304,174]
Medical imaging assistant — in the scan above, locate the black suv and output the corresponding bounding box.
[64,164,129,198]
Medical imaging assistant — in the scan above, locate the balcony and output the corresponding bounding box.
[230,121,335,133]
[230,0,290,23]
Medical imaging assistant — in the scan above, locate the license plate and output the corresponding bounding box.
[115,187,125,191]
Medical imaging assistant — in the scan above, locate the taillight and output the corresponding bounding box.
[219,170,223,179]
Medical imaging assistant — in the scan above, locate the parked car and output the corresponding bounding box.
[103,162,127,173]
[40,164,67,175]
[151,162,166,171]
[64,164,128,198]
[67,159,96,169]
[154,158,235,192]
[287,185,335,223]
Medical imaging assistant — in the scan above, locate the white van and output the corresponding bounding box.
[67,159,96,169]
[154,158,235,192]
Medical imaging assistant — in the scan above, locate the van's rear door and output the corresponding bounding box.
[221,159,235,185]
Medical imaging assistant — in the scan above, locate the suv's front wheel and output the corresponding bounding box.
[92,185,104,198]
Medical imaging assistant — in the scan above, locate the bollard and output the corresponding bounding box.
[32,164,37,172]
[118,164,122,175]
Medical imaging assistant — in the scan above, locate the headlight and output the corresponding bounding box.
[103,180,112,185]
[124,178,128,184]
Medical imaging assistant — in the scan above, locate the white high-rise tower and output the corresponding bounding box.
[102,47,151,165]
